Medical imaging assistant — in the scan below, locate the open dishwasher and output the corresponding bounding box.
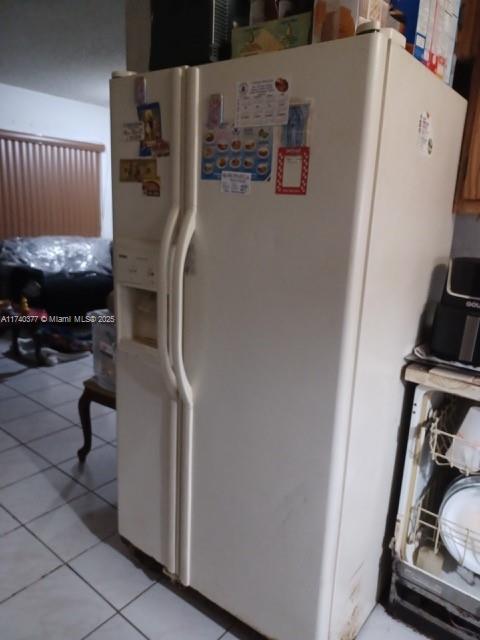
[390,363,480,639]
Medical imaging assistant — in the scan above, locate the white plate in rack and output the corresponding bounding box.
[439,476,480,575]
[445,406,480,473]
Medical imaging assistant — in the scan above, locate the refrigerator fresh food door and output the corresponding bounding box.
[110,67,183,574]
[328,41,466,639]
[174,34,392,639]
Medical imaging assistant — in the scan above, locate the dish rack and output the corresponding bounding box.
[428,399,480,476]
[409,497,480,566]
[389,365,480,640]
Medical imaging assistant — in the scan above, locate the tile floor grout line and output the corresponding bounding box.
[18,435,114,484]
[3,377,64,394]
[80,608,152,640]
[0,521,22,538]
[4,434,84,476]
[12,392,86,419]
[0,401,52,424]
[0,463,55,492]
[1,353,92,375]
[1,363,111,428]
[69,556,157,613]
[90,477,117,492]
[1,516,121,623]
[1,403,115,454]
[18,518,124,602]
[0,548,64,607]
[11,492,117,563]
[0,429,25,454]
[0,423,37,449]
[0,366,70,392]
[116,581,159,614]
[79,613,119,640]
[12,485,93,528]
[20,521,78,566]
[0,360,140,637]
[23,439,104,467]
[1,421,83,447]
[66,561,142,616]
[0,447,116,524]
[45,443,117,492]
[0,477,110,534]
[65,532,118,564]
[0,501,26,528]
[0,379,79,426]
[115,609,155,640]
[47,400,114,426]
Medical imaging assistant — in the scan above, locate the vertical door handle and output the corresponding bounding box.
[171,67,199,585]
[157,67,183,398]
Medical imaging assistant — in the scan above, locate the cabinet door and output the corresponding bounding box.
[455,58,480,214]
[455,2,480,214]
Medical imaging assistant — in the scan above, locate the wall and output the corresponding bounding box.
[0,0,125,107]
[0,82,112,237]
[452,216,480,257]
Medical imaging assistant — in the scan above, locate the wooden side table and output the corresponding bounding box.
[78,377,116,463]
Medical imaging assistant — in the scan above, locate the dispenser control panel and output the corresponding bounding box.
[115,241,157,290]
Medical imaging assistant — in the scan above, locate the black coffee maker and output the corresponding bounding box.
[431,257,480,365]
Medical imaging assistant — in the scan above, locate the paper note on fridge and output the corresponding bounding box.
[235,78,290,128]
[122,122,145,142]
[221,171,251,195]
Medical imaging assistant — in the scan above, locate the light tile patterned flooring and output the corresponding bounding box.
[0,335,427,640]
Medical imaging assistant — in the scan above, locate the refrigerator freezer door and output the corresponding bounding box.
[111,67,184,574]
[110,67,182,244]
[116,349,178,571]
[178,34,391,640]
[329,45,466,639]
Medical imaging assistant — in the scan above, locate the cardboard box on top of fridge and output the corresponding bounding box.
[413,0,460,83]
[231,12,312,57]
[390,1,421,46]
[312,0,384,42]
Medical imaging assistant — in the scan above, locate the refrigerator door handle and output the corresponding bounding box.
[157,67,183,399]
[172,67,198,585]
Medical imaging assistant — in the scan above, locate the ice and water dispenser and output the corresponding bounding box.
[115,241,160,349]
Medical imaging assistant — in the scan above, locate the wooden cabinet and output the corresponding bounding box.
[454,0,480,214]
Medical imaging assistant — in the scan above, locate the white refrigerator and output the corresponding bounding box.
[110,30,466,640]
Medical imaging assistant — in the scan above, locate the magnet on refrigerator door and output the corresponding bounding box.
[137,102,170,157]
[235,77,290,128]
[134,76,147,105]
[417,111,433,156]
[119,159,157,183]
[201,124,273,181]
[207,93,224,129]
[281,102,311,147]
[275,146,310,194]
[142,177,161,197]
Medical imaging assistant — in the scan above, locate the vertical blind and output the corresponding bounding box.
[0,129,105,238]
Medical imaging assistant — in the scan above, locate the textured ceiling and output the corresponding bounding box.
[0,0,126,107]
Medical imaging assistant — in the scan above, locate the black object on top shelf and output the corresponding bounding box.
[149,0,250,70]
[431,258,480,366]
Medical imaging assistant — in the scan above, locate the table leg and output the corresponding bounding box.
[77,390,92,463]
[11,326,20,356]
[33,330,43,365]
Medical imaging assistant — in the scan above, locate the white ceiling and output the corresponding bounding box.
[0,0,126,107]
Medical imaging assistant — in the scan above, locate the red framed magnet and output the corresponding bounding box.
[275,146,310,195]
